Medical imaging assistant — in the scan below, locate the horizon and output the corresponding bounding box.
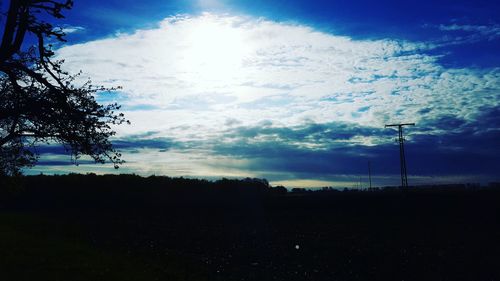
[19,172,500,190]
[12,0,500,187]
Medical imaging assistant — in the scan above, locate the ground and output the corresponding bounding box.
[1,177,499,280]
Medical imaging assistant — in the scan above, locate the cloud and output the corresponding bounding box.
[423,22,500,45]
[60,25,86,34]
[37,13,500,185]
[112,137,176,151]
[439,24,500,39]
[56,14,498,130]
[208,114,500,178]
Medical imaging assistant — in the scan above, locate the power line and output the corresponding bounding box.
[385,123,415,188]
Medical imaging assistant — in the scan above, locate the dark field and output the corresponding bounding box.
[1,175,500,281]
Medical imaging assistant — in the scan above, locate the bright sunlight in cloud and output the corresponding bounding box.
[181,16,250,83]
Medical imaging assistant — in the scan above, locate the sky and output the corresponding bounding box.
[19,0,500,187]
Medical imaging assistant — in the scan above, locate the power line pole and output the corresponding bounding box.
[385,123,415,188]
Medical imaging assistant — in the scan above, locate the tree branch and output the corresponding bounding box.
[0,0,21,63]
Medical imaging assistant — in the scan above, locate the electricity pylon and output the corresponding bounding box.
[385,123,415,188]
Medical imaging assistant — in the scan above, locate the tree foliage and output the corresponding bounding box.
[0,0,128,175]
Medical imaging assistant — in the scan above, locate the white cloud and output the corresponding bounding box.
[439,23,500,37]
[60,25,85,34]
[425,23,500,45]
[49,13,500,182]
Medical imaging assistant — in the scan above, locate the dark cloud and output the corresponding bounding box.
[36,160,96,166]
[112,137,176,151]
[30,108,499,184]
[222,121,392,145]
[212,113,500,177]
[34,145,71,155]
[35,135,176,157]
[418,114,467,131]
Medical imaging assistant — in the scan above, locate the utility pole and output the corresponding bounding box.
[385,123,415,188]
[368,161,372,189]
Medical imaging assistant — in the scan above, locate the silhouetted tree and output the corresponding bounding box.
[0,0,128,175]
[270,185,287,194]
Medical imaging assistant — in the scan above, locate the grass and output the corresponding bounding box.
[0,212,201,281]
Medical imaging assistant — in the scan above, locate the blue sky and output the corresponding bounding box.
[21,0,500,187]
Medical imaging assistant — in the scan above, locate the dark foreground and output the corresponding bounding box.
[1,175,499,281]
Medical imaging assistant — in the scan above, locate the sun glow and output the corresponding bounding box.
[180,15,251,83]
